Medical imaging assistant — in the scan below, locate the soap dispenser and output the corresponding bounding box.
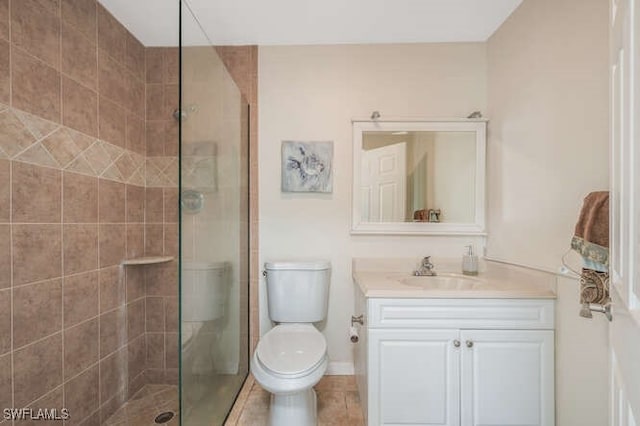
[462,244,478,276]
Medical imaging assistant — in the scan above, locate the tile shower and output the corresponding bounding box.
[0,1,179,423]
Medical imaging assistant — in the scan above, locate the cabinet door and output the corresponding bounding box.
[460,330,554,426]
[368,329,460,426]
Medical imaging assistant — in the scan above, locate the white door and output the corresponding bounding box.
[361,142,407,222]
[368,329,460,426]
[609,0,640,422]
[460,330,554,426]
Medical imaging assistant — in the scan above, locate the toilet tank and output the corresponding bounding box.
[264,260,331,323]
[182,261,228,322]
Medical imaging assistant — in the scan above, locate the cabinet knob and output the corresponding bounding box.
[466,340,474,348]
[453,340,461,347]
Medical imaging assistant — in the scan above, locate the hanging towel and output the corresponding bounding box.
[570,191,610,318]
[571,191,609,267]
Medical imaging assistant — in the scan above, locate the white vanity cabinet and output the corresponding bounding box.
[354,296,555,426]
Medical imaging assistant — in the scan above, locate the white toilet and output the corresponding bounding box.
[251,260,331,426]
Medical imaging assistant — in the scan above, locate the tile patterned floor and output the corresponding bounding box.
[233,376,364,426]
[102,376,364,425]
[104,385,179,426]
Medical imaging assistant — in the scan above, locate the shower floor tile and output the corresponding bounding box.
[233,376,364,426]
[104,385,179,426]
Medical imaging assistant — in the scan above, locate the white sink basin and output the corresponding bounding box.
[396,273,485,290]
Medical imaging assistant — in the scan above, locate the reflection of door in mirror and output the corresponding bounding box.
[360,142,406,221]
[361,130,476,223]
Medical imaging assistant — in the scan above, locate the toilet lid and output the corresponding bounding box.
[256,324,327,376]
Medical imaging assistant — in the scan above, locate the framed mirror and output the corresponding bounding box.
[352,120,486,235]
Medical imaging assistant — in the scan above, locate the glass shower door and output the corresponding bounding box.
[179,2,250,424]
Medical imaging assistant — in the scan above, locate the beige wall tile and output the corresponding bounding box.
[145,84,164,121]
[96,4,125,64]
[63,270,98,327]
[144,224,163,256]
[145,120,164,156]
[98,51,127,110]
[12,48,61,123]
[13,332,63,406]
[145,261,177,297]
[163,188,178,223]
[164,120,179,157]
[0,225,9,289]
[11,0,61,69]
[63,224,98,275]
[0,160,8,222]
[165,332,178,368]
[0,353,11,412]
[0,110,37,159]
[12,224,62,285]
[0,39,9,105]
[163,48,179,84]
[163,84,179,120]
[145,188,163,223]
[63,317,98,379]
[62,76,98,137]
[13,278,62,348]
[165,296,178,332]
[61,22,97,90]
[124,32,144,80]
[61,0,96,43]
[99,387,125,424]
[99,265,124,313]
[63,171,98,223]
[98,96,125,147]
[127,298,145,340]
[146,333,164,369]
[99,347,127,404]
[146,48,163,84]
[128,77,145,119]
[125,267,144,302]
[127,334,145,379]
[0,289,10,355]
[12,161,62,223]
[126,115,145,155]
[145,297,164,332]
[125,184,144,223]
[126,223,144,260]
[0,0,8,41]
[98,179,125,223]
[98,224,125,267]
[163,223,177,257]
[64,364,99,424]
[99,306,126,357]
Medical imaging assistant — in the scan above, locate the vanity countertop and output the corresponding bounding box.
[353,257,557,299]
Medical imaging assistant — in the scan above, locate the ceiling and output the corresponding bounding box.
[99,0,523,47]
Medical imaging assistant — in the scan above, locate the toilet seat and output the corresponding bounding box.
[255,324,327,378]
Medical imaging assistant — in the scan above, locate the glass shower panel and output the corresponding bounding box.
[179,2,250,424]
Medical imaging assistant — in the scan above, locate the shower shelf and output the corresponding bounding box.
[121,256,174,266]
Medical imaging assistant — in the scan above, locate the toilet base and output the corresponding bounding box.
[268,388,317,426]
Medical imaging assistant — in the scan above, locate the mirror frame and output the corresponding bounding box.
[351,119,487,235]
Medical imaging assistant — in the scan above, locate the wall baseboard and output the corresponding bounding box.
[326,362,355,375]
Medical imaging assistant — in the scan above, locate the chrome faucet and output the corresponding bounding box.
[414,256,437,276]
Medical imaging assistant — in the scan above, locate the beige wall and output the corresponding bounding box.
[259,43,488,370]
[486,0,610,424]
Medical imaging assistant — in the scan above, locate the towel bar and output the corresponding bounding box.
[580,302,612,321]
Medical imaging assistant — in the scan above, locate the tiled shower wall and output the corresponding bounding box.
[0,1,178,424]
[143,47,179,386]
